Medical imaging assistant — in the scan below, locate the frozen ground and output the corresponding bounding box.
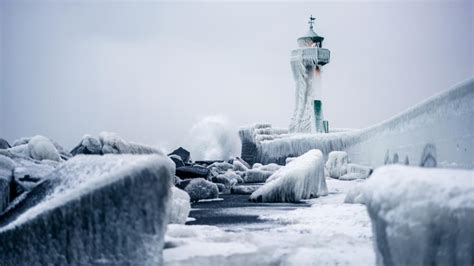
[164,178,374,265]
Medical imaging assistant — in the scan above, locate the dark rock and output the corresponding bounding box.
[176,165,210,179]
[176,179,192,190]
[169,155,185,168]
[168,147,191,163]
[0,155,15,213]
[0,139,11,149]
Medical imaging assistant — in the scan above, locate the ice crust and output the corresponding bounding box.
[240,78,474,168]
[0,154,174,265]
[250,149,328,202]
[363,165,474,266]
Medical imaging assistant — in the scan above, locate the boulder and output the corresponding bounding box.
[184,178,219,203]
[232,159,249,172]
[168,187,191,224]
[244,169,273,183]
[250,150,328,203]
[70,135,102,155]
[257,163,282,172]
[27,135,61,162]
[168,147,191,163]
[326,151,348,178]
[176,179,192,190]
[0,154,173,265]
[176,165,210,179]
[0,139,11,149]
[234,157,250,169]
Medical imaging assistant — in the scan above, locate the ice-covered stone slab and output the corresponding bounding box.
[250,150,328,202]
[0,154,174,265]
[363,165,474,266]
[326,151,348,178]
[168,187,191,224]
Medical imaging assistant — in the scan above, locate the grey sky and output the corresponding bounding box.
[1,1,473,150]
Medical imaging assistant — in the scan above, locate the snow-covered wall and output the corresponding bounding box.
[0,154,174,265]
[242,78,474,169]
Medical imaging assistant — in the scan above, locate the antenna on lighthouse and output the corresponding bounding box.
[308,15,316,30]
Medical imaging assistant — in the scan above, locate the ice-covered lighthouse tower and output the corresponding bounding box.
[289,16,330,133]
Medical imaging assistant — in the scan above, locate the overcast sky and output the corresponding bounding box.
[1,1,473,150]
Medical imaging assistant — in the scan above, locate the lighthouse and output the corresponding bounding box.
[289,16,330,133]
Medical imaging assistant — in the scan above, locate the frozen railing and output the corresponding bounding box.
[291,47,330,66]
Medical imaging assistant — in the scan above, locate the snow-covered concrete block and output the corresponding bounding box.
[184,178,219,203]
[27,135,61,162]
[244,169,273,183]
[168,187,191,224]
[363,165,474,266]
[0,154,174,265]
[326,151,348,178]
[250,150,328,203]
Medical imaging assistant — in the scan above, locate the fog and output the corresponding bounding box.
[1,1,472,150]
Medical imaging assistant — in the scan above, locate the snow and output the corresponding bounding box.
[362,165,474,266]
[247,77,474,168]
[164,178,374,265]
[250,149,328,202]
[325,151,348,178]
[168,187,191,224]
[0,154,174,265]
[27,135,61,162]
[184,178,219,203]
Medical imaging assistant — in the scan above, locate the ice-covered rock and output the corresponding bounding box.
[233,159,249,172]
[216,183,226,193]
[231,184,261,195]
[211,175,233,189]
[0,138,11,149]
[252,163,263,169]
[208,161,233,174]
[176,165,210,179]
[363,165,474,266]
[326,151,348,178]
[168,187,191,224]
[27,135,61,162]
[99,132,162,155]
[340,163,372,180]
[0,154,174,265]
[184,178,219,203]
[70,135,102,155]
[244,169,273,183]
[250,150,328,202]
[7,144,30,158]
[0,155,15,212]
